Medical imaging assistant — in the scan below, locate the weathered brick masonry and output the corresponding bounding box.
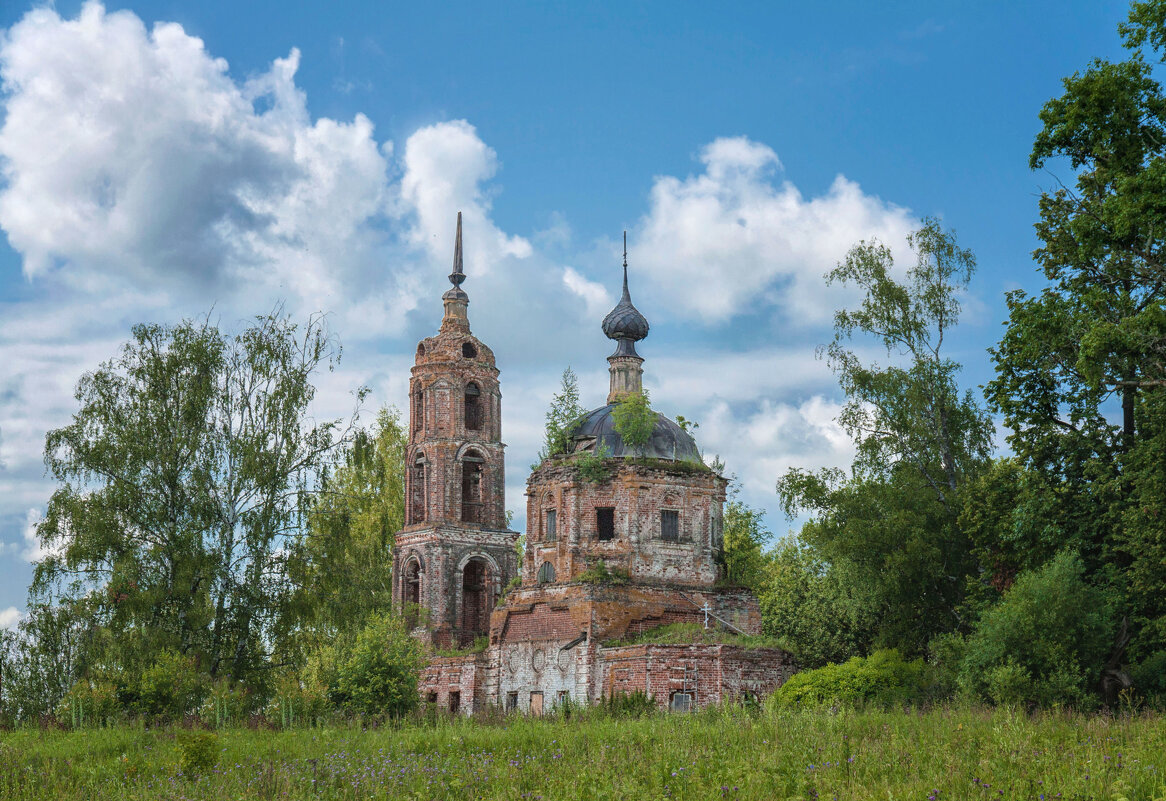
[397,217,796,713]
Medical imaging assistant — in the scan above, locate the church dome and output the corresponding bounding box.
[569,404,702,462]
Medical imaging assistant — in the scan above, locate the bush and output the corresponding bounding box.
[767,649,932,708]
[957,550,1115,709]
[176,730,218,776]
[126,650,206,722]
[611,391,656,455]
[1130,650,1166,706]
[331,613,425,717]
[55,679,119,728]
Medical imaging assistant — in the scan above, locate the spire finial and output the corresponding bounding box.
[449,211,465,289]
[622,231,630,299]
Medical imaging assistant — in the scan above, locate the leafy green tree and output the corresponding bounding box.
[612,390,656,456]
[958,550,1116,709]
[777,219,992,654]
[331,613,424,717]
[986,0,1166,664]
[720,496,769,591]
[29,312,353,707]
[758,538,872,669]
[538,368,586,462]
[280,408,406,662]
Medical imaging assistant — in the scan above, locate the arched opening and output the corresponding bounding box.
[538,561,556,584]
[459,557,492,646]
[410,453,426,523]
[462,341,478,359]
[404,559,422,629]
[461,450,484,523]
[464,382,482,431]
[413,389,424,433]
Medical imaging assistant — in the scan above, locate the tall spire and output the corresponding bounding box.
[449,211,466,292]
[441,212,470,332]
[602,231,649,403]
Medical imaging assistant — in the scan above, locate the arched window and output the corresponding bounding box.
[459,557,492,646]
[410,453,426,523]
[462,341,478,359]
[537,561,556,584]
[461,450,484,523]
[404,558,422,629]
[464,382,482,431]
[413,389,424,433]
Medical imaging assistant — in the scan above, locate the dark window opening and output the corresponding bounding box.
[413,390,424,432]
[465,382,482,431]
[506,692,518,712]
[426,691,438,705]
[404,559,422,628]
[596,507,615,541]
[462,341,477,359]
[661,510,680,542]
[410,455,426,523]
[449,691,460,714]
[461,456,484,524]
[545,509,557,542]
[459,558,491,647]
[670,692,692,712]
[538,561,555,584]
[558,690,570,706]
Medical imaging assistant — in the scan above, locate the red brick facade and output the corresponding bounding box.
[400,223,796,712]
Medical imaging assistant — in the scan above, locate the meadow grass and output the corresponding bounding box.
[1,705,1164,800]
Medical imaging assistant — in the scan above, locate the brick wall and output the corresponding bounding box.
[598,643,797,710]
[524,460,727,588]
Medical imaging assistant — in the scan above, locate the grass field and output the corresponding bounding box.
[1,706,1164,800]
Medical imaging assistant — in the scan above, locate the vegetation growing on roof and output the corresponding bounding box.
[604,622,792,652]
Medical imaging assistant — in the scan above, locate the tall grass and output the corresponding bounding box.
[1,705,1163,800]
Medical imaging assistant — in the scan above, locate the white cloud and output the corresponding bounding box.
[0,1,399,313]
[0,606,23,630]
[631,136,916,325]
[397,120,532,271]
[562,267,611,318]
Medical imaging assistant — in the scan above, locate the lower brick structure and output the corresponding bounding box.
[598,644,798,711]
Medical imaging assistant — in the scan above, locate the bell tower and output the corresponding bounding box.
[392,213,520,648]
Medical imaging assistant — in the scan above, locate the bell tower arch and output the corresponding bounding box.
[392,213,519,648]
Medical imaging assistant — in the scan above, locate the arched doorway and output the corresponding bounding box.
[459,557,492,646]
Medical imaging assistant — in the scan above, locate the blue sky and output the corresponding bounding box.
[0,0,1133,623]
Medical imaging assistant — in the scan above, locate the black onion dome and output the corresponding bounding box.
[569,405,701,462]
[601,262,649,344]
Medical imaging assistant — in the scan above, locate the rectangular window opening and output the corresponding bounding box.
[449,691,461,714]
[596,507,615,541]
[558,690,570,707]
[661,509,680,542]
[670,692,692,712]
[545,509,557,542]
[506,691,518,712]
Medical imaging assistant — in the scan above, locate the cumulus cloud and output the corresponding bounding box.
[562,267,611,318]
[0,1,398,311]
[631,136,916,325]
[0,606,23,630]
[398,120,532,271]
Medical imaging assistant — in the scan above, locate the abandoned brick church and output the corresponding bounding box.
[390,214,796,714]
